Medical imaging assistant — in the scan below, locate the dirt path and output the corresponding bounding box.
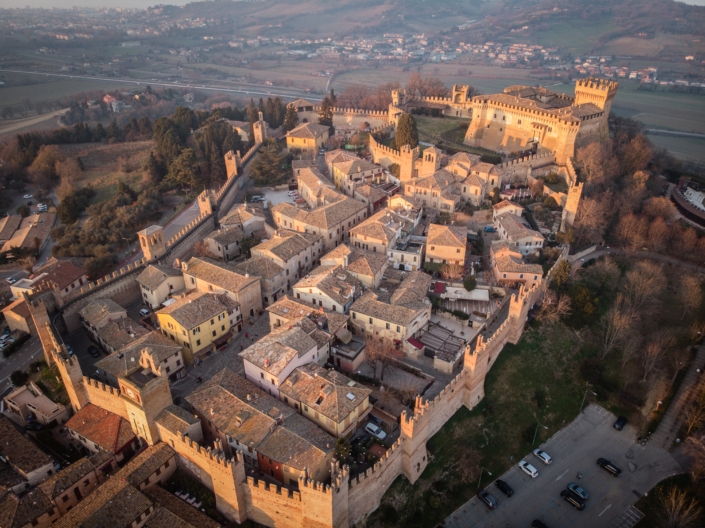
[0,108,68,136]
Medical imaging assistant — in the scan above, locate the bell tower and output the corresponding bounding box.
[138,225,166,261]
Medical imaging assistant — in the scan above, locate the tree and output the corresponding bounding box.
[395,114,419,149]
[537,290,572,325]
[18,256,36,274]
[365,339,398,382]
[439,263,462,280]
[615,213,648,251]
[641,331,674,381]
[683,387,705,434]
[543,196,559,209]
[2,106,13,120]
[491,187,501,204]
[529,178,544,198]
[334,437,350,461]
[55,157,82,184]
[209,143,226,185]
[620,335,640,370]
[622,260,665,317]
[463,275,476,291]
[677,276,702,320]
[193,240,210,257]
[56,174,76,201]
[167,149,200,191]
[599,295,634,359]
[643,196,677,222]
[388,163,400,178]
[240,237,259,258]
[250,146,287,186]
[283,105,298,132]
[319,96,333,131]
[16,204,30,217]
[555,228,576,245]
[551,259,572,292]
[656,486,702,528]
[685,436,705,481]
[575,142,619,189]
[31,144,64,184]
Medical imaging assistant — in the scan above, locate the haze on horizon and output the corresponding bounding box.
[9,0,705,10]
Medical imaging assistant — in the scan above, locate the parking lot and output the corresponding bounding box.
[444,404,682,528]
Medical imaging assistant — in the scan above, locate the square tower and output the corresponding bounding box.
[573,78,619,115]
[138,225,166,261]
[391,88,406,106]
[253,111,267,144]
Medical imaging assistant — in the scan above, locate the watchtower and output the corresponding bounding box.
[119,367,173,445]
[421,146,441,176]
[391,88,406,107]
[561,181,583,232]
[138,225,166,261]
[253,111,267,144]
[573,78,619,115]
[198,190,216,216]
[451,84,469,104]
[224,150,240,179]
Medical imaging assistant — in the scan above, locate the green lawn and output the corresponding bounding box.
[537,19,617,55]
[413,115,466,136]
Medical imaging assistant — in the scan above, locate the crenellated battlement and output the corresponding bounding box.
[310,105,390,118]
[499,152,556,170]
[82,376,120,395]
[177,433,240,468]
[247,476,301,500]
[575,77,619,91]
[349,438,402,489]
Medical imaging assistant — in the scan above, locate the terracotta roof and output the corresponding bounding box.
[79,299,126,327]
[297,167,333,193]
[493,199,523,212]
[157,291,237,330]
[0,215,21,242]
[279,363,371,423]
[494,253,544,274]
[65,404,135,454]
[496,212,543,241]
[463,173,485,188]
[154,405,199,435]
[411,169,463,191]
[205,225,246,246]
[288,98,315,108]
[350,207,407,244]
[355,185,387,205]
[0,487,55,528]
[143,486,220,528]
[113,443,175,487]
[333,158,378,175]
[232,256,285,280]
[19,212,54,230]
[0,416,53,475]
[39,457,96,500]
[389,270,433,306]
[294,265,361,307]
[239,326,316,376]
[32,261,85,291]
[220,203,265,228]
[351,290,425,327]
[136,265,183,291]
[286,122,330,140]
[346,249,388,278]
[252,230,321,262]
[1,299,31,320]
[143,507,193,528]
[183,256,259,294]
[96,317,149,352]
[95,330,182,378]
[273,198,366,231]
[427,224,466,248]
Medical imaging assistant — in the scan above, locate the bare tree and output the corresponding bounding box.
[620,334,641,371]
[587,255,621,291]
[684,389,705,435]
[677,276,702,320]
[574,193,611,244]
[648,217,672,253]
[365,339,399,382]
[641,331,674,381]
[615,213,648,251]
[439,263,463,280]
[685,436,705,481]
[537,290,572,325]
[574,142,619,189]
[643,196,678,222]
[669,347,693,386]
[18,256,36,274]
[600,294,634,359]
[192,241,210,257]
[656,486,702,528]
[56,174,76,201]
[622,260,665,317]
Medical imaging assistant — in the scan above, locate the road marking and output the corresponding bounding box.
[555,469,569,481]
[600,504,612,516]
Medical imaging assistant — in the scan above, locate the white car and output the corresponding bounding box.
[23,194,33,199]
[139,308,150,317]
[287,191,298,196]
[364,423,387,441]
[533,449,552,465]
[250,196,266,203]
[518,460,539,478]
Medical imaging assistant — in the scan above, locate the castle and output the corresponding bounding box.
[24,250,565,528]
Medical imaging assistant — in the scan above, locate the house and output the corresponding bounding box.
[492,199,523,221]
[136,265,186,309]
[403,169,464,212]
[79,299,127,342]
[94,317,150,355]
[186,367,335,486]
[31,258,87,300]
[233,256,287,306]
[292,159,318,179]
[156,291,239,364]
[349,206,418,255]
[293,265,362,314]
[0,214,21,243]
[321,244,389,288]
[94,330,184,386]
[239,326,318,398]
[65,404,139,464]
[331,158,385,197]
[279,363,372,438]
[250,230,325,289]
[0,488,60,528]
[426,224,467,266]
[490,241,543,288]
[323,149,357,175]
[349,270,432,352]
[143,486,221,528]
[271,197,368,252]
[39,457,103,516]
[220,203,266,237]
[0,416,56,493]
[181,256,261,319]
[4,383,70,426]
[1,298,36,335]
[288,98,316,114]
[10,273,48,300]
[285,122,330,154]
[495,212,544,255]
[203,225,246,261]
[296,167,336,208]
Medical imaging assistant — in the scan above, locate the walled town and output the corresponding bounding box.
[0,67,704,528]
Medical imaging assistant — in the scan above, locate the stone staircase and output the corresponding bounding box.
[650,344,705,449]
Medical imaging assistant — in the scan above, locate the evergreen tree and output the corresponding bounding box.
[167,149,199,191]
[247,99,257,124]
[210,142,226,184]
[330,89,337,105]
[223,128,244,156]
[250,146,287,185]
[264,98,275,128]
[395,113,418,149]
[273,98,284,128]
[319,96,333,133]
[258,97,265,116]
[283,105,298,132]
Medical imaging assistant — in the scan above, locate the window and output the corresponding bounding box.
[191,278,195,284]
[181,330,185,336]
[193,327,200,335]
[518,119,522,125]
[222,325,225,331]
[211,319,214,325]
[261,373,264,379]
[196,339,201,346]
[218,313,224,321]
[431,246,435,250]
[386,323,390,330]
[520,274,524,279]
[397,326,401,333]
[534,275,538,280]
[83,479,90,486]
[271,379,275,385]
[369,317,373,324]
[457,249,461,253]
[212,330,216,337]
[176,360,181,366]
[352,313,356,319]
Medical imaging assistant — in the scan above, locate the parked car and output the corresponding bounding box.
[287,191,298,196]
[531,521,548,528]
[23,194,33,199]
[533,449,553,465]
[613,416,628,431]
[597,458,622,477]
[364,422,387,441]
[567,483,588,500]
[5,277,16,284]
[250,196,266,202]
[494,479,514,497]
[351,434,368,446]
[560,490,585,510]
[26,422,44,431]
[65,345,74,356]
[484,226,497,232]
[518,461,538,478]
[477,490,498,510]
[139,308,150,317]
[88,346,101,358]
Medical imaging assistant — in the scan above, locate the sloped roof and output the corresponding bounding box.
[183,257,259,293]
[0,215,21,242]
[286,122,330,140]
[1,298,31,320]
[0,488,55,528]
[80,299,126,327]
[239,327,316,376]
[96,317,149,352]
[154,405,199,435]
[0,416,53,475]
[65,404,135,454]
[157,291,238,330]
[40,458,96,500]
[427,224,466,248]
[143,486,220,528]
[232,256,285,280]
[294,265,361,307]
[136,264,183,291]
[346,249,388,278]
[95,330,182,378]
[252,230,321,261]
[205,225,246,246]
[32,261,85,290]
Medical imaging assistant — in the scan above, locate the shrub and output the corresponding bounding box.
[545,171,560,184]
[10,370,29,386]
[579,357,604,384]
[463,276,476,291]
[429,495,441,508]
[480,154,502,165]
[452,310,469,320]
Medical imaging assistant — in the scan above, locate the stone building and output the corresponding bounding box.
[286,122,330,155]
[136,264,186,309]
[293,265,362,314]
[79,299,127,342]
[425,224,467,266]
[203,225,246,261]
[250,230,325,290]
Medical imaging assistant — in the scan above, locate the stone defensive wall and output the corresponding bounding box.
[368,134,410,168]
[563,156,579,186]
[82,376,130,420]
[499,152,556,180]
[471,98,583,127]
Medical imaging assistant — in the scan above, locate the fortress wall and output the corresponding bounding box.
[499,152,556,181]
[164,216,217,266]
[574,116,604,149]
[424,373,471,438]
[244,478,303,528]
[82,377,129,419]
[348,438,404,523]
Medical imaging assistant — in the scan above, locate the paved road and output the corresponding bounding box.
[0,335,46,393]
[444,405,681,528]
[0,108,68,136]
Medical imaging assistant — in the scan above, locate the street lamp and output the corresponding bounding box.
[532,423,548,445]
[580,381,598,414]
[122,237,132,258]
[478,467,492,489]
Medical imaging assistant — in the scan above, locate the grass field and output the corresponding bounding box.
[648,134,705,164]
[537,19,617,55]
[413,115,466,136]
[0,74,127,108]
[598,31,705,57]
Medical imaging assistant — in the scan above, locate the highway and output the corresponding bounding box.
[0,68,324,102]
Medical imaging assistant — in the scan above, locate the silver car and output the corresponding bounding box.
[533,449,552,465]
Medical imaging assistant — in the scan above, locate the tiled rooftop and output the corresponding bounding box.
[232,256,285,280]
[143,486,220,528]
[183,256,259,294]
[205,225,246,246]
[96,317,150,352]
[113,443,175,488]
[0,487,55,528]
[0,416,52,474]
[239,327,316,376]
[39,457,96,500]
[252,230,321,262]
[136,264,184,291]
[154,405,199,435]
[286,122,330,140]
[294,265,361,307]
[427,224,466,248]
[80,299,126,327]
[157,291,237,330]
[65,404,135,454]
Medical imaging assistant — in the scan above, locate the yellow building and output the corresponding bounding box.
[426,224,467,266]
[285,122,330,154]
[155,291,239,365]
[279,363,372,438]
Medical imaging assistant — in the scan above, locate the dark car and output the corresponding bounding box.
[597,458,622,477]
[477,490,498,510]
[531,521,548,528]
[560,490,585,510]
[494,479,514,497]
[26,422,43,431]
[613,416,628,431]
[351,434,368,445]
[88,346,101,358]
